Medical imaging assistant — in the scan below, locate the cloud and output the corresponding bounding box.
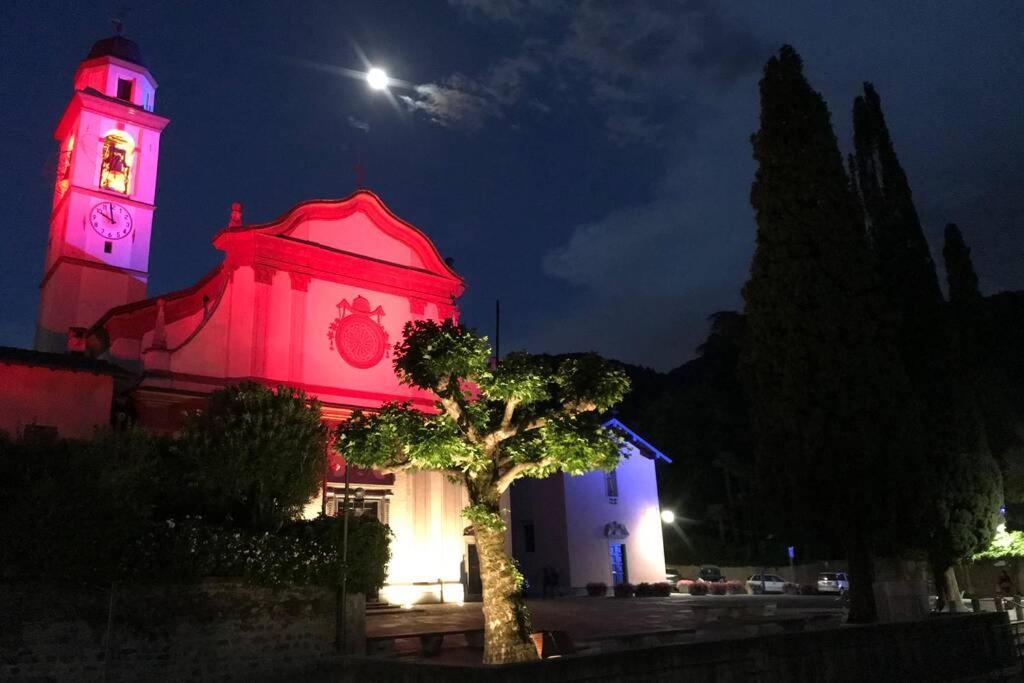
[428,1,767,142]
[447,0,564,23]
[400,78,500,130]
[401,56,541,130]
[346,115,370,132]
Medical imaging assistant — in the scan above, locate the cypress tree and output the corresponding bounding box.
[853,86,1001,610]
[742,47,919,622]
[943,223,981,304]
[943,225,1021,536]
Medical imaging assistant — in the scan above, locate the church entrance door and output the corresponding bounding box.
[609,543,628,585]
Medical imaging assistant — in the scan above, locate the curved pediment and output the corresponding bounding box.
[213,190,461,282]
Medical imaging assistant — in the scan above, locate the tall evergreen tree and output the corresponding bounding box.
[943,225,1022,532]
[943,223,981,304]
[742,47,920,622]
[853,85,1001,609]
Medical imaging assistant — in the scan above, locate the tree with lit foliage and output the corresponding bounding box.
[336,319,628,664]
[742,46,921,622]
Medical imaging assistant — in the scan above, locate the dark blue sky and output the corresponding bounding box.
[2,1,1021,370]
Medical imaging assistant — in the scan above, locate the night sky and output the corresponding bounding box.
[2,1,1021,370]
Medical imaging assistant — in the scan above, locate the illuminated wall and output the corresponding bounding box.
[36,43,167,353]
[0,360,114,440]
[511,438,668,592]
[90,191,467,597]
[563,441,667,587]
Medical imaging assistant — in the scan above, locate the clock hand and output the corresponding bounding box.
[107,205,115,223]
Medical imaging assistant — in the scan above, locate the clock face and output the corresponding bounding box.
[89,202,133,240]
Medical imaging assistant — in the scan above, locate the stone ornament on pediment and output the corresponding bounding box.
[604,522,629,539]
[327,295,389,369]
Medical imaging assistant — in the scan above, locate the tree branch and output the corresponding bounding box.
[495,456,555,494]
[440,395,480,444]
[375,461,417,475]
[500,398,519,431]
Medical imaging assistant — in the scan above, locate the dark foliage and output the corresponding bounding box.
[0,426,166,582]
[854,85,1001,600]
[741,46,921,622]
[0,386,391,594]
[634,582,672,597]
[175,382,327,532]
[613,582,635,598]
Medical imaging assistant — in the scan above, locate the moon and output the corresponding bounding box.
[366,67,389,91]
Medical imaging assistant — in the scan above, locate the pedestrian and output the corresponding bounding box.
[998,569,1013,597]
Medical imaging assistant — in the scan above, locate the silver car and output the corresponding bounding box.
[817,571,849,594]
[747,573,787,594]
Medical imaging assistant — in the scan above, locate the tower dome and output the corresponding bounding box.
[84,34,146,68]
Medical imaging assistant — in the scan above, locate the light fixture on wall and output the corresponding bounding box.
[660,509,675,524]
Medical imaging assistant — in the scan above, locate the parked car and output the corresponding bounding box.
[665,568,681,591]
[746,573,788,594]
[817,571,849,594]
[698,565,726,583]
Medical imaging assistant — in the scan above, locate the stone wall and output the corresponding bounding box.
[670,558,930,589]
[958,559,1024,597]
[339,612,1019,682]
[0,580,362,682]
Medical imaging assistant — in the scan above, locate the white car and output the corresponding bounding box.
[746,573,787,594]
[817,572,849,594]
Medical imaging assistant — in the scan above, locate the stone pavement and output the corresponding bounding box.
[366,594,847,658]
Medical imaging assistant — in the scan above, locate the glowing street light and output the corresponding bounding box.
[661,509,675,524]
[366,67,389,90]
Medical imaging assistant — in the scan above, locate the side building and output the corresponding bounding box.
[510,418,671,595]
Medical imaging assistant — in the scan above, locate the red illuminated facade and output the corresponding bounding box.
[8,31,464,525]
[2,31,474,600]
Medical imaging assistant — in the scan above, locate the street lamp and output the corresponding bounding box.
[661,509,676,524]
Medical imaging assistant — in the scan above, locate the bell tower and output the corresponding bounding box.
[35,30,169,353]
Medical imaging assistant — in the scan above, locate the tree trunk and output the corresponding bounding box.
[846,532,877,623]
[934,564,967,613]
[474,519,538,664]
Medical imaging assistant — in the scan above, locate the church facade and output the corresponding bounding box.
[1,32,668,603]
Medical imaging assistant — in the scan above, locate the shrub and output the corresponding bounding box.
[676,579,695,593]
[726,580,746,595]
[652,582,672,597]
[613,582,635,598]
[585,582,607,597]
[176,383,328,532]
[708,581,728,595]
[688,581,709,596]
[634,582,671,597]
[0,427,167,582]
[282,514,393,594]
[128,513,392,594]
[799,584,818,595]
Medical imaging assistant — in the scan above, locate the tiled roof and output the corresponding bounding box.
[0,346,129,376]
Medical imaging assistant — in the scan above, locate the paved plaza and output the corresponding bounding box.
[366,594,848,660]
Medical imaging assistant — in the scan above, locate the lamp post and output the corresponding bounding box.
[337,462,365,654]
